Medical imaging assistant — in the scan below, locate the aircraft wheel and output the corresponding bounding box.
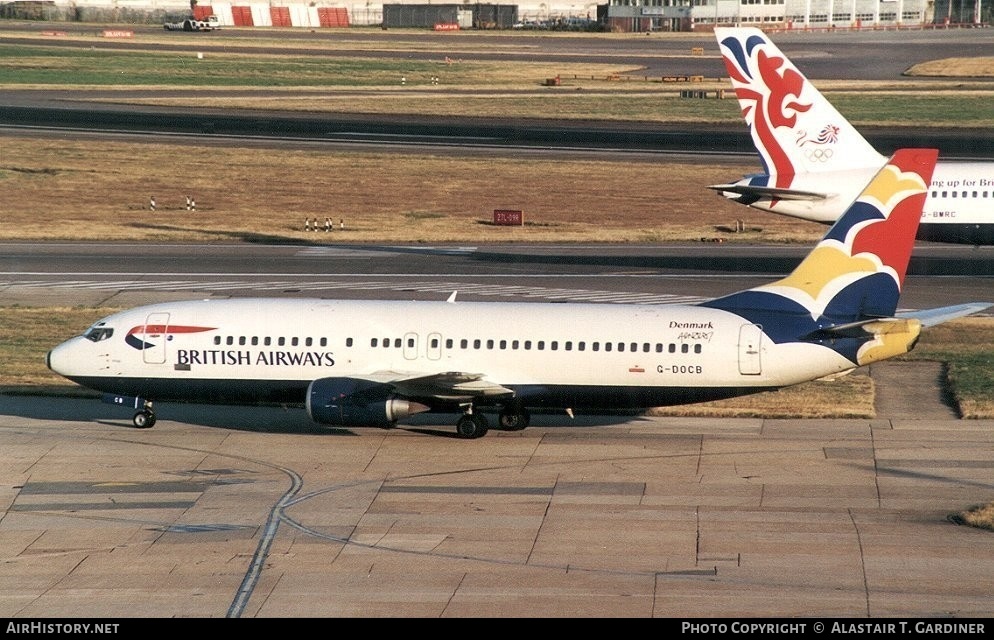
[456,414,488,439]
[133,410,156,429]
[499,409,530,431]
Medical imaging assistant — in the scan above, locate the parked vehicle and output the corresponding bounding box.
[164,15,220,31]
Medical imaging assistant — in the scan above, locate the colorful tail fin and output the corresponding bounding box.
[703,149,937,363]
[715,27,885,189]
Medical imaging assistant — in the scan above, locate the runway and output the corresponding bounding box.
[1,395,992,618]
[3,241,994,312]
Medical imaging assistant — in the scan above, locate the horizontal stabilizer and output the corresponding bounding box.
[803,317,914,340]
[897,303,994,328]
[707,183,832,201]
[803,303,993,341]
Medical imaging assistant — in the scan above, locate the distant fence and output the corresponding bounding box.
[0,3,351,27]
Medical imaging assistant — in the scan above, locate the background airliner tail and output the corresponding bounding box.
[715,27,885,186]
[704,148,939,365]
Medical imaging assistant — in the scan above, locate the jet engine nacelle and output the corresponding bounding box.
[306,377,429,427]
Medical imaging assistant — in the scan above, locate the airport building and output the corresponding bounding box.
[601,0,986,32]
[1,0,986,28]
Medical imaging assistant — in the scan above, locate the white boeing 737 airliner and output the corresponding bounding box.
[711,27,994,246]
[48,148,989,438]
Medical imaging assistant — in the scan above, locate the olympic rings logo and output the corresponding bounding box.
[804,148,834,162]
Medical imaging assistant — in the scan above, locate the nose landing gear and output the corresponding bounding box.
[133,401,156,429]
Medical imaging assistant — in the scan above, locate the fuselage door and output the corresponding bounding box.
[142,312,170,365]
[738,323,762,375]
[427,332,442,360]
[403,332,418,360]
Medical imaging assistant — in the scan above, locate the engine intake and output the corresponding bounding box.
[306,377,429,427]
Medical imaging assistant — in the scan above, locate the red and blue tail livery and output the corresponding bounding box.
[712,27,994,246]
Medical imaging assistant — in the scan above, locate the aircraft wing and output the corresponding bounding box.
[355,370,514,401]
[896,303,993,328]
[707,183,833,201]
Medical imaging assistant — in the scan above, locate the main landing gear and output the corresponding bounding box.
[132,401,156,429]
[498,408,530,431]
[455,407,531,439]
[456,412,488,439]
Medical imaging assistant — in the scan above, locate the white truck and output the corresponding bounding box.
[164,15,220,31]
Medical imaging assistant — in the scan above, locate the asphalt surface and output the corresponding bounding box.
[2,395,993,618]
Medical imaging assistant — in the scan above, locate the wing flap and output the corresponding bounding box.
[353,370,514,401]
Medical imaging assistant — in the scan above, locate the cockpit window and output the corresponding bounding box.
[83,325,114,342]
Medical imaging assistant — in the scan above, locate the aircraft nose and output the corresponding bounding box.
[46,340,74,376]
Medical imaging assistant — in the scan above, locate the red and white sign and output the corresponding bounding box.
[493,209,524,226]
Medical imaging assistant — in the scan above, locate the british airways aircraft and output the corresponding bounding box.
[710,27,994,246]
[47,148,989,438]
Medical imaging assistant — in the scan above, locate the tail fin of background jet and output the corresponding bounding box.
[714,27,886,189]
[704,148,940,366]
